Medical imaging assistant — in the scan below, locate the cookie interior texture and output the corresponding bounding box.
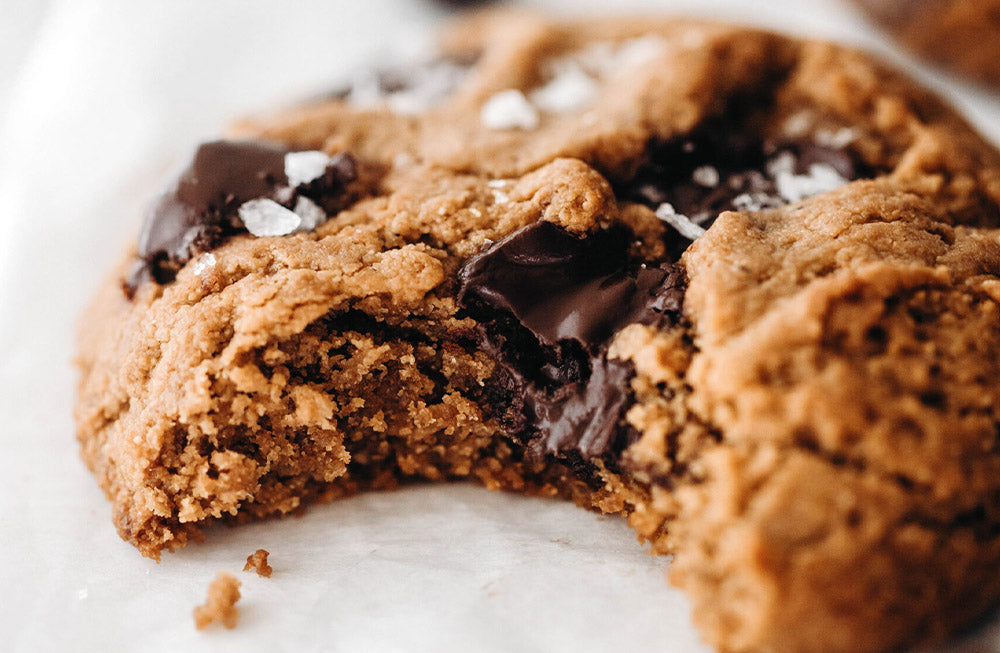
[75,14,1000,653]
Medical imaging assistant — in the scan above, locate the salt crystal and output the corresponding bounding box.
[573,41,615,76]
[293,196,327,232]
[469,207,482,217]
[491,189,511,205]
[389,60,470,115]
[766,150,796,178]
[613,35,669,70]
[655,203,706,240]
[574,36,668,76]
[239,198,302,236]
[481,89,540,130]
[692,165,720,188]
[780,163,847,203]
[782,111,812,138]
[192,253,217,276]
[815,126,857,149]
[531,63,597,113]
[487,179,509,188]
[766,150,848,203]
[733,193,764,212]
[285,151,331,187]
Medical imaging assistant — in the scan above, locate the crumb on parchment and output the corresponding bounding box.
[193,572,241,630]
[243,549,272,578]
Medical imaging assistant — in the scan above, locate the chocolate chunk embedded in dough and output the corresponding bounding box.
[458,221,685,459]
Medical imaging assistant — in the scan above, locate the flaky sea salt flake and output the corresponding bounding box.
[613,35,669,69]
[531,63,598,113]
[782,111,813,138]
[239,199,301,237]
[491,189,511,205]
[481,89,539,130]
[655,203,706,240]
[774,161,848,204]
[192,253,217,276]
[816,126,858,149]
[732,193,762,211]
[389,60,470,115]
[293,196,327,232]
[285,151,332,187]
[692,165,720,188]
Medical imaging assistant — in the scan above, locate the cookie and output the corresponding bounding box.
[852,0,1000,87]
[75,13,1000,653]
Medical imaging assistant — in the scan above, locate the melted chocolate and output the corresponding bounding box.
[123,141,356,297]
[457,221,685,460]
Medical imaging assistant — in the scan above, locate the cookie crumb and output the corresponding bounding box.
[193,572,241,630]
[243,549,272,578]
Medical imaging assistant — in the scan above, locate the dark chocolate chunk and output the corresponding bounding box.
[459,222,681,348]
[122,140,357,298]
[457,221,686,460]
[138,140,289,265]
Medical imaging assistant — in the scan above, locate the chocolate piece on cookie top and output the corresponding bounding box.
[123,140,357,297]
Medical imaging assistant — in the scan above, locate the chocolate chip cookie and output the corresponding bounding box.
[853,0,1000,87]
[75,12,1000,653]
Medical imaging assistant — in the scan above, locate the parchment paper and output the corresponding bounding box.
[2,1,999,651]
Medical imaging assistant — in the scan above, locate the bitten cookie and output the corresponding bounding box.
[852,0,1000,87]
[75,12,1000,653]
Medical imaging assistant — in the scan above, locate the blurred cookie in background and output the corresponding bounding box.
[431,0,500,9]
[852,0,1000,87]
